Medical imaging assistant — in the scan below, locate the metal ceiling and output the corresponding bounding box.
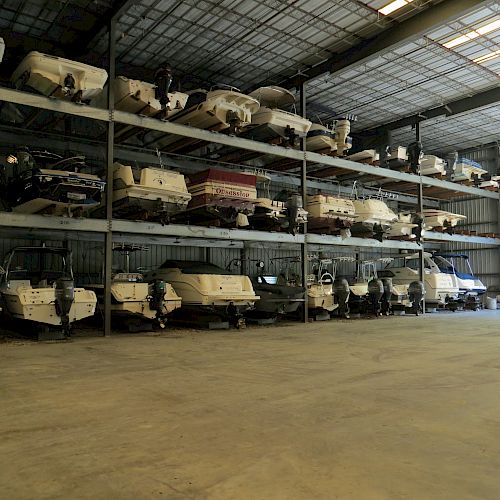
[0,0,498,153]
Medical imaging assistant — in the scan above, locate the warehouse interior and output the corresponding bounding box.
[0,0,500,497]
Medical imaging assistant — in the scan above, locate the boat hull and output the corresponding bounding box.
[12,51,107,102]
[1,284,96,326]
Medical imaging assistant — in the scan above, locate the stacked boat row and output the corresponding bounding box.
[352,147,499,191]
[0,148,468,239]
[0,245,485,339]
[9,51,352,154]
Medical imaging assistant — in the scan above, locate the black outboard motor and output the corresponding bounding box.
[407,141,423,175]
[149,279,166,328]
[55,277,75,336]
[154,63,173,116]
[227,301,245,329]
[408,280,424,315]
[286,193,305,235]
[333,278,350,319]
[368,278,384,316]
[284,125,298,147]
[381,278,393,316]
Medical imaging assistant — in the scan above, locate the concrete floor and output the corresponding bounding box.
[1,312,500,499]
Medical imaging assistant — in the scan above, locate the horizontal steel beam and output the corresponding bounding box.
[307,234,421,250]
[279,0,489,88]
[424,231,500,246]
[361,86,500,134]
[0,213,109,233]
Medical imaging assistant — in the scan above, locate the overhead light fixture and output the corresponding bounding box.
[378,0,415,16]
[473,49,500,64]
[443,18,500,49]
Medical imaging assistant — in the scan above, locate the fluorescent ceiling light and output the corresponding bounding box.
[443,18,500,49]
[473,49,500,64]
[378,0,415,16]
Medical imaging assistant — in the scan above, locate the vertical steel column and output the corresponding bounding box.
[103,18,116,337]
[416,121,426,313]
[300,82,308,323]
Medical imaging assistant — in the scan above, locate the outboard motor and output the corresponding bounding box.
[407,141,423,174]
[54,277,75,336]
[381,278,393,316]
[149,279,166,328]
[154,63,173,116]
[286,193,307,235]
[368,278,384,316]
[284,125,298,148]
[333,278,350,319]
[408,280,424,315]
[227,301,245,329]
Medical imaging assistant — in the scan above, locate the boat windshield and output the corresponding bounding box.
[5,248,72,285]
[159,260,233,275]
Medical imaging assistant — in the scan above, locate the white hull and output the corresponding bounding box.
[422,209,466,230]
[353,199,398,227]
[308,283,336,312]
[451,161,488,182]
[307,124,336,152]
[146,268,259,308]
[307,195,355,221]
[386,214,417,238]
[109,280,181,319]
[96,76,188,117]
[1,282,96,326]
[420,155,447,176]
[12,51,107,102]
[250,107,312,138]
[113,163,191,209]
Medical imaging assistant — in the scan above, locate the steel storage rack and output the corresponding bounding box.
[0,23,498,333]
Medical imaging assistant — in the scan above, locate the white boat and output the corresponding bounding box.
[306,194,355,235]
[421,209,466,230]
[109,162,191,221]
[451,159,488,182]
[145,260,259,326]
[247,86,312,147]
[11,51,108,103]
[346,150,379,163]
[432,254,486,297]
[386,212,418,239]
[0,247,97,337]
[381,253,459,306]
[420,155,447,176]
[306,123,337,153]
[351,197,398,239]
[148,85,260,149]
[4,149,105,217]
[479,175,500,189]
[96,76,188,118]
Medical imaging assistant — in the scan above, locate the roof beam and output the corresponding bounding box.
[357,86,500,136]
[279,0,490,89]
[72,0,137,55]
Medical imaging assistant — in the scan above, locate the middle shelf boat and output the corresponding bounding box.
[306,123,337,153]
[145,260,259,328]
[420,209,467,231]
[306,193,356,236]
[386,212,419,240]
[451,158,488,183]
[246,170,307,234]
[173,168,258,228]
[351,194,398,240]
[93,161,191,222]
[2,149,105,217]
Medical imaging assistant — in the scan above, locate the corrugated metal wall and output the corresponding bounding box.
[440,143,500,287]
